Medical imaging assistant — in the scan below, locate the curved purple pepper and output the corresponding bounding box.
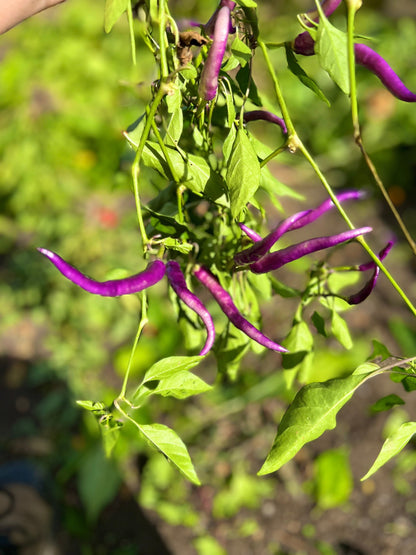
[354,44,416,103]
[193,265,287,353]
[243,110,288,135]
[166,260,215,356]
[347,240,394,304]
[198,2,235,101]
[235,191,363,266]
[234,210,311,266]
[249,227,372,274]
[38,248,166,297]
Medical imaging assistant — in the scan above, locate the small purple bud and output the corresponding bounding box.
[193,266,287,353]
[38,248,166,297]
[249,227,372,274]
[244,110,288,135]
[355,43,416,103]
[293,0,343,56]
[166,261,215,356]
[198,5,234,101]
[347,240,394,304]
[293,32,316,56]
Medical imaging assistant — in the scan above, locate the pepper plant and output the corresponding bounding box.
[38,0,416,485]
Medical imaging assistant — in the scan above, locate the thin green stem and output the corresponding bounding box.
[119,291,148,399]
[132,85,167,248]
[260,144,287,167]
[158,0,169,79]
[126,1,137,66]
[258,39,296,138]
[151,120,180,182]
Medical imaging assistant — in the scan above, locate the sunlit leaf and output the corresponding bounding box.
[138,423,201,484]
[258,370,376,475]
[226,128,261,219]
[362,421,416,481]
[104,0,129,33]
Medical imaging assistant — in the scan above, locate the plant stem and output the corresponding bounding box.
[126,1,137,66]
[151,120,181,182]
[119,291,148,399]
[132,85,167,249]
[258,40,296,138]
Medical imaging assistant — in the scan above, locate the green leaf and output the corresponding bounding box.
[285,44,331,106]
[226,128,261,219]
[78,445,121,521]
[311,311,327,337]
[165,105,183,147]
[362,422,416,481]
[331,310,353,350]
[235,64,262,105]
[370,394,405,414]
[314,5,350,94]
[141,355,202,385]
[163,237,193,254]
[223,125,237,163]
[311,448,353,509]
[143,141,226,200]
[138,423,201,484]
[139,371,212,400]
[230,37,252,68]
[236,0,257,7]
[258,370,374,475]
[370,339,392,361]
[76,400,107,415]
[104,0,129,33]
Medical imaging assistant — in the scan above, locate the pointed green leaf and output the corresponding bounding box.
[230,37,252,68]
[104,0,129,33]
[285,44,330,106]
[258,370,376,475]
[140,371,212,400]
[370,394,405,414]
[314,5,350,94]
[142,355,202,383]
[362,422,416,481]
[331,310,353,349]
[138,423,201,484]
[226,128,261,219]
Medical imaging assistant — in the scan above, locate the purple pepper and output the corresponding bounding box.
[243,110,288,135]
[204,0,236,37]
[38,248,166,297]
[249,227,372,274]
[235,191,363,266]
[354,44,416,103]
[166,260,215,356]
[347,240,394,304]
[235,210,311,266]
[198,3,235,101]
[238,223,262,242]
[193,265,288,353]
